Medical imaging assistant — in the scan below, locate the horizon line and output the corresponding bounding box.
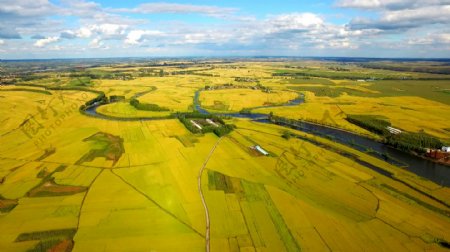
[2,55,450,62]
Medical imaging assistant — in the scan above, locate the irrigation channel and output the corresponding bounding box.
[84,89,450,187]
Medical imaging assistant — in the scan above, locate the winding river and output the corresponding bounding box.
[84,89,450,186]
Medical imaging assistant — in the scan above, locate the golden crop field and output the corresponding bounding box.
[200,89,298,112]
[0,60,449,252]
[96,102,172,118]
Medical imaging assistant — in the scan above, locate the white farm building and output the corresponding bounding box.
[254,145,269,156]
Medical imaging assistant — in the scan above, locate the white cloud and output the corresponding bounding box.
[60,0,101,17]
[60,24,128,41]
[77,27,93,38]
[336,0,450,10]
[89,38,101,47]
[268,13,324,31]
[181,31,233,44]
[338,0,450,31]
[183,33,207,44]
[382,6,450,23]
[89,38,104,48]
[114,3,236,18]
[327,39,358,49]
[0,0,61,39]
[95,24,125,37]
[0,0,58,17]
[408,33,450,45]
[125,30,163,45]
[337,0,409,9]
[149,12,367,51]
[1,0,449,58]
[256,13,368,50]
[60,0,139,25]
[34,36,60,47]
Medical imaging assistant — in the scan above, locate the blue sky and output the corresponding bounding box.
[0,0,449,59]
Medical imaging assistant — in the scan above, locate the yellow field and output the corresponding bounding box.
[1,61,450,251]
[203,119,450,251]
[255,91,375,136]
[200,89,298,112]
[96,102,172,118]
[339,95,450,140]
[73,170,204,251]
[256,90,450,140]
[137,77,200,112]
[199,63,274,78]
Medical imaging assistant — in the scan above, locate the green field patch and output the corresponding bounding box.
[208,170,235,193]
[378,102,395,106]
[359,61,450,75]
[240,180,300,251]
[27,178,87,197]
[75,132,124,167]
[385,131,443,153]
[95,102,173,119]
[288,86,341,97]
[36,167,51,179]
[0,195,18,213]
[288,85,370,97]
[273,67,416,80]
[36,147,56,161]
[204,100,230,111]
[68,77,92,87]
[288,80,450,104]
[36,164,67,180]
[29,164,85,197]
[15,228,76,252]
[367,80,450,105]
[15,228,77,242]
[346,114,391,135]
[173,135,198,147]
[129,98,170,111]
[287,78,335,85]
[400,106,416,111]
[109,95,125,102]
[54,165,67,173]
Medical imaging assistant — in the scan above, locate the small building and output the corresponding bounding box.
[253,145,269,156]
[442,146,450,153]
[190,120,202,130]
[206,119,219,127]
[386,126,402,135]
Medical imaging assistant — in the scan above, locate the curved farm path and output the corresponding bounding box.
[198,137,222,252]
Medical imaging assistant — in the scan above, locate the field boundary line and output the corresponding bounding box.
[110,169,204,238]
[74,167,104,251]
[198,137,223,252]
